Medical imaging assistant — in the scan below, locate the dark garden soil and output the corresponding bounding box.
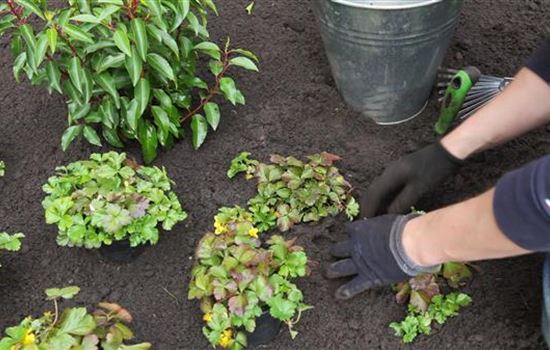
[1,1,549,349]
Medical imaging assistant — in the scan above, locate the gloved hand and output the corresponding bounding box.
[361,142,463,218]
[325,214,438,300]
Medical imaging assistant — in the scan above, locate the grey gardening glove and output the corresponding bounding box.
[325,214,439,300]
[361,142,463,218]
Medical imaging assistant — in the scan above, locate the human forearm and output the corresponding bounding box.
[402,189,530,266]
[441,67,550,160]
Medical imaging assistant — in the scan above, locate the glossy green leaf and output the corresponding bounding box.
[97,0,123,5]
[63,80,83,105]
[12,52,26,83]
[97,53,125,73]
[146,53,175,82]
[126,99,140,132]
[220,77,237,105]
[46,60,62,93]
[138,120,158,164]
[159,30,179,58]
[96,72,120,108]
[61,125,83,151]
[69,102,90,121]
[81,69,93,103]
[83,126,102,147]
[204,102,220,130]
[151,106,170,136]
[15,0,45,19]
[100,98,118,129]
[58,307,96,335]
[143,0,162,17]
[45,286,81,300]
[71,14,100,23]
[68,56,84,93]
[135,78,150,116]
[232,48,259,62]
[113,27,132,56]
[209,60,223,76]
[46,27,58,53]
[131,18,148,61]
[103,127,124,147]
[63,24,94,44]
[125,46,142,86]
[230,56,259,71]
[19,24,36,49]
[34,34,49,68]
[194,41,220,60]
[191,114,208,149]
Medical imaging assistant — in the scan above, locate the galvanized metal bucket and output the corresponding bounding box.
[312,0,464,124]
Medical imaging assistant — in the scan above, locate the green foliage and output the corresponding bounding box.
[188,206,311,349]
[0,287,151,350]
[391,262,473,343]
[0,232,24,268]
[42,151,186,248]
[389,292,472,343]
[0,0,258,162]
[0,161,4,177]
[228,152,359,232]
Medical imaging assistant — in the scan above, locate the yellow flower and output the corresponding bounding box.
[214,220,227,235]
[219,329,233,348]
[203,312,212,322]
[248,227,259,238]
[22,330,35,345]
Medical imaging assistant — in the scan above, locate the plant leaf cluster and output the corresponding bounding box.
[391,261,473,343]
[0,286,151,350]
[188,206,311,349]
[0,232,24,268]
[0,0,258,163]
[0,161,5,177]
[42,151,186,248]
[227,152,359,232]
[389,292,472,343]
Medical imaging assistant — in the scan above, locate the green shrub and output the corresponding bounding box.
[0,286,151,349]
[188,206,311,349]
[0,0,258,163]
[42,151,186,248]
[228,152,359,232]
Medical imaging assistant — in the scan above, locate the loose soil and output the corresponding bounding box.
[1,1,549,349]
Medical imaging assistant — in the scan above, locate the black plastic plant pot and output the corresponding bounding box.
[98,240,144,263]
[247,311,282,347]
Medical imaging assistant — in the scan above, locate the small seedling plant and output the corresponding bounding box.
[227,152,359,232]
[0,286,151,349]
[0,161,5,177]
[42,151,186,248]
[390,262,473,343]
[188,206,311,349]
[0,232,24,267]
[0,0,258,163]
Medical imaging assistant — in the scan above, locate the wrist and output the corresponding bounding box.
[402,216,447,267]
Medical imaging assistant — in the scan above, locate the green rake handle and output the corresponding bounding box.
[435,67,481,135]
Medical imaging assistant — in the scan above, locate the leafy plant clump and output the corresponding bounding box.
[42,151,186,248]
[188,206,311,349]
[0,286,151,350]
[0,232,24,267]
[227,152,359,232]
[0,0,258,163]
[0,161,5,177]
[390,262,473,343]
[389,292,472,343]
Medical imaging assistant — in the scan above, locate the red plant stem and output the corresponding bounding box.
[181,49,231,123]
[6,0,26,25]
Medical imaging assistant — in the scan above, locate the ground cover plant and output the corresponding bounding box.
[0,232,24,267]
[42,151,186,248]
[227,152,359,232]
[390,262,473,343]
[188,206,311,349]
[0,286,151,349]
[0,0,258,163]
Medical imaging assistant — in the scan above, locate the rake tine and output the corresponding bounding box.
[461,91,499,108]
[479,76,503,82]
[464,89,497,101]
[472,82,501,88]
[458,97,495,117]
[459,100,492,119]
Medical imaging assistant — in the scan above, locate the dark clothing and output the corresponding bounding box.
[494,38,550,251]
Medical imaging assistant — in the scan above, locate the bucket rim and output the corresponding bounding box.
[330,0,445,10]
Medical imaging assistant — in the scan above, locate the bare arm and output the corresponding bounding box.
[442,67,550,160]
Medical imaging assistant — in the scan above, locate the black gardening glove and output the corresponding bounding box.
[361,142,463,218]
[325,214,438,300]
